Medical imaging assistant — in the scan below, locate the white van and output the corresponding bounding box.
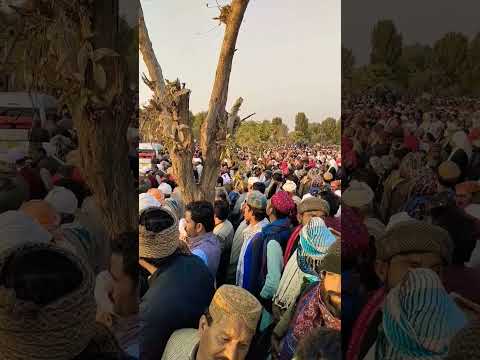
[0,92,57,130]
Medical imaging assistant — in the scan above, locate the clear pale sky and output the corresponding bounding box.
[139,0,341,130]
[342,0,480,65]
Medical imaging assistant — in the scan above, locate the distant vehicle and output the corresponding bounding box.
[138,142,163,159]
[0,92,57,129]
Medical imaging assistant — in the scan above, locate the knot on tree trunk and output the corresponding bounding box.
[214,5,231,25]
[154,79,193,152]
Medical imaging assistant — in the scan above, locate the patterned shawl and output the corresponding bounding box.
[279,281,341,360]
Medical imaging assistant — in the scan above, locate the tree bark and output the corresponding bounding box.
[73,0,136,238]
[74,104,136,238]
[161,80,200,202]
[139,4,165,98]
[199,0,249,202]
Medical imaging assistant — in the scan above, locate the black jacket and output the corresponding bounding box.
[139,253,215,360]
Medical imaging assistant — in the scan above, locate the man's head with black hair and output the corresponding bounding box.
[185,201,215,238]
[272,172,283,183]
[139,207,175,233]
[110,232,139,316]
[320,190,340,217]
[15,158,27,168]
[1,248,83,306]
[37,147,47,158]
[294,328,341,360]
[214,200,230,223]
[252,182,266,194]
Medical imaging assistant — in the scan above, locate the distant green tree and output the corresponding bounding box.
[400,43,432,72]
[319,117,338,144]
[335,119,341,143]
[192,111,207,140]
[294,112,309,139]
[271,117,288,141]
[279,124,289,138]
[289,130,306,143]
[370,19,402,67]
[272,117,283,127]
[465,33,480,95]
[351,64,395,92]
[259,121,273,142]
[432,32,469,92]
[342,46,355,79]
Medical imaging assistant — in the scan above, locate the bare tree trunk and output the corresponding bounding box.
[140,0,249,204]
[74,104,136,238]
[73,0,136,238]
[161,80,201,202]
[199,0,249,202]
[139,4,165,98]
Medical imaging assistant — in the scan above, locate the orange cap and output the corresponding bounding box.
[147,188,165,203]
[20,200,60,231]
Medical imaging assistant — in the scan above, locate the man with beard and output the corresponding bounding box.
[275,219,341,360]
[184,201,221,279]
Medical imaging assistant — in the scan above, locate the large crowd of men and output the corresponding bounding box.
[139,143,343,359]
[342,93,480,360]
[139,91,480,360]
[1,90,480,359]
[0,115,140,359]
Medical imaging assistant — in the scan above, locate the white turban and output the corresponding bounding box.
[45,186,78,215]
[139,193,161,215]
[248,177,260,187]
[0,211,51,254]
[158,182,173,196]
[282,180,297,193]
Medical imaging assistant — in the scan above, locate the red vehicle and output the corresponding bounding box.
[0,92,57,130]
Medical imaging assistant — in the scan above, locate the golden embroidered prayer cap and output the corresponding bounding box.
[208,285,262,331]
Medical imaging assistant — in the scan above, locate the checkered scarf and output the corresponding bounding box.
[297,217,336,276]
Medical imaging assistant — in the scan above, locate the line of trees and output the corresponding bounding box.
[343,19,480,96]
[141,107,340,146]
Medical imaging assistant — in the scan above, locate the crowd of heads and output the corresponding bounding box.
[0,116,140,359]
[138,142,343,359]
[1,90,479,359]
[342,93,480,360]
[137,92,480,359]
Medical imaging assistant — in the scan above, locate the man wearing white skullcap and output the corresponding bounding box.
[45,186,78,217]
[0,210,52,254]
[158,182,173,198]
